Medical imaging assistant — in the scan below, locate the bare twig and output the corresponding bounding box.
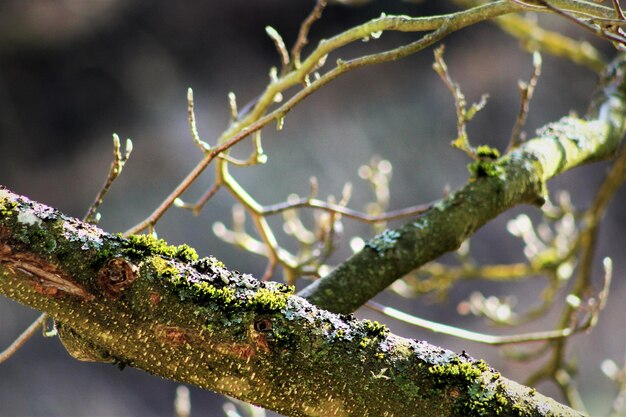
[175,182,222,216]
[260,196,432,222]
[433,45,489,158]
[367,300,589,345]
[532,0,626,50]
[508,51,542,151]
[0,313,46,364]
[290,0,328,71]
[187,88,211,152]
[84,134,133,224]
[266,26,290,72]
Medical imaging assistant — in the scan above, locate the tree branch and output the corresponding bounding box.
[0,187,581,416]
[299,53,626,314]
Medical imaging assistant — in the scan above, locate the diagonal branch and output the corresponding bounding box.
[299,53,626,314]
[0,187,582,417]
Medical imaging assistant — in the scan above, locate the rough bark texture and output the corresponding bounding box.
[0,187,581,417]
[299,54,626,314]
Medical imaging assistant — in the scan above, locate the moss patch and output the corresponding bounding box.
[248,287,292,312]
[428,358,510,416]
[122,234,198,262]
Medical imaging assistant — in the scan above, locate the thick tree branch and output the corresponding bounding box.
[299,53,626,314]
[0,187,580,416]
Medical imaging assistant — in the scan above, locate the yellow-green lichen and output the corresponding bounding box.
[0,191,18,216]
[468,160,505,179]
[361,319,388,337]
[428,358,512,416]
[150,257,180,279]
[122,234,198,263]
[359,337,372,348]
[428,357,483,385]
[475,145,501,160]
[248,286,294,312]
[467,145,505,179]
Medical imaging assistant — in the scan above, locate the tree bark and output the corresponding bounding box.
[0,186,581,416]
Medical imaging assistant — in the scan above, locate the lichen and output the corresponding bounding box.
[428,357,483,385]
[428,357,511,416]
[0,190,18,217]
[150,257,180,280]
[475,145,501,160]
[361,319,388,337]
[366,229,401,255]
[248,286,293,312]
[468,160,505,179]
[122,233,198,263]
[157,255,294,315]
[17,209,42,226]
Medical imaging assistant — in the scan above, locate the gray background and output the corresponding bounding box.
[0,1,624,416]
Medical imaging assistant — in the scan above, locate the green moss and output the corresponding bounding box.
[467,145,506,179]
[193,282,236,305]
[150,257,180,279]
[475,145,501,160]
[361,319,388,337]
[468,160,505,179]
[248,286,293,312]
[428,357,483,385]
[428,358,513,416]
[359,337,372,348]
[475,359,489,372]
[0,198,17,216]
[122,234,198,262]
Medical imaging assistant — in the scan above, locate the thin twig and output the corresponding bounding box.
[507,51,542,151]
[491,11,606,72]
[123,1,564,235]
[84,134,133,224]
[0,313,46,364]
[187,88,211,152]
[290,0,328,71]
[367,301,581,345]
[175,181,222,215]
[533,0,626,49]
[433,45,489,158]
[260,196,432,222]
[612,0,626,21]
[266,26,290,73]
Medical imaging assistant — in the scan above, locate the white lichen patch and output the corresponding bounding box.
[17,209,42,226]
[0,189,12,200]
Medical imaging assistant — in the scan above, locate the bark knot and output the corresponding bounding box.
[98,257,138,298]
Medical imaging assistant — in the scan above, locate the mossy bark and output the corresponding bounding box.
[299,54,626,314]
[0,187,581,416]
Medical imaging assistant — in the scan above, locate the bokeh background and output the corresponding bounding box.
[1,1,625,416]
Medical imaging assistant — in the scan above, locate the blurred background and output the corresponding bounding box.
[0,1,625,416]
